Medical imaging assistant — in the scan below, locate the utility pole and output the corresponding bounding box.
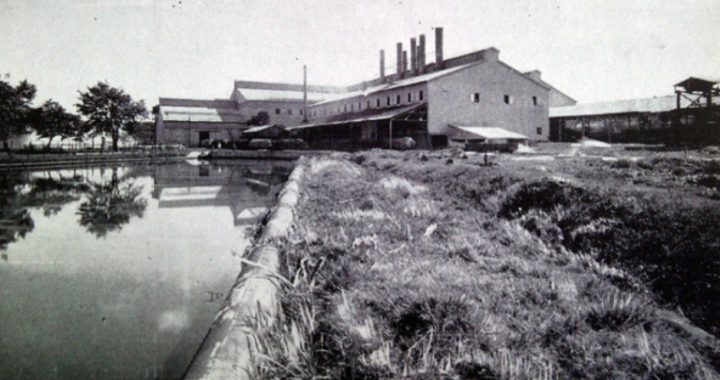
[303,65,308,123]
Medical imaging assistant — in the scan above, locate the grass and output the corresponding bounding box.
[249,148,720,379]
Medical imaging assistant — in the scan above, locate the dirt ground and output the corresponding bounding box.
[249,142,720,380]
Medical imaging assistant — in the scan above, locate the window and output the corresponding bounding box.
[288,109,292,115]
[504,95,513,104]
[419,90,424,101]
[376,98,381,107]
[471,93,480,103]
[387,96,391,106]
[532,96,538,106]
[408,93,412,102]
[275,108,280,115]
[367,100,371,109]
[396,94,401,104]
[344,104,347,112]
[351,103,354,111]
[536,127,543,135]
[358,102,361,110]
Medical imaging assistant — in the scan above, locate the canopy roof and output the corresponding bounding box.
[449,125,528,140]
[160,105,245,123]
[675,77,719,93]
[288,103,426,131]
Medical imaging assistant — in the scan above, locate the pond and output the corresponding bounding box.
[0,160,292,379]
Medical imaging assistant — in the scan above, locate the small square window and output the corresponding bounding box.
[387,97,390,106]
[408,93,412,102]
[275,108,280,115]
[536,127,543,135]
[396,95,401,104]
[532,96,538,106]
[419,90,424,101]
[471,93,480,103]
[376,99,381,107]
[504,95,513,104]
[288,109,292,115]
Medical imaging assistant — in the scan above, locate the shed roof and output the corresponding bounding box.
[549,95,694,118]
[160,105,245,123]
[675,77,720,93]
[449,125,528,140]
[242,125,286,134]
[288,103,425,131]
[234,88,344,103]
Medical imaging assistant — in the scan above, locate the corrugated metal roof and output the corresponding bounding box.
[160,105,245,123]
[235,88,341,103]
[450,125,528,140]
[549,95,694,118]
[287,103,424,131]
[310,62,483,107]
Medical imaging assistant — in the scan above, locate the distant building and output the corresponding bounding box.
[549,77,719,143]
[156,27,573,148]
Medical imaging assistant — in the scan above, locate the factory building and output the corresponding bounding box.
[155,27,570,148]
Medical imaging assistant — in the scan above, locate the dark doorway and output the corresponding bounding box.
[198,131,210,147]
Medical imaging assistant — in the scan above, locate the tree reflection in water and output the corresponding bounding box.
[77,168,147,238]
[0,172,36,251]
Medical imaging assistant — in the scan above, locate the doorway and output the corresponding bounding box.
[198,131,210,147]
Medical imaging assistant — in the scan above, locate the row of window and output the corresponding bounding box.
[470,93,540,106]
[308,90,425,119]
[274,108,304,116]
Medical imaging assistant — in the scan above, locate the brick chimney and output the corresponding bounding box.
[525,70,542,82]
[402,50,408,75]
[435,27,443,68]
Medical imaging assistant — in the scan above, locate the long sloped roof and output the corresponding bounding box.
[160,105,245,123]
[288,103,425,130]
[311,62,483,107]
[234,88,346,103]
[549,95,695,118]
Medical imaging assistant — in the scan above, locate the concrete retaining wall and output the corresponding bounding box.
[183,158,305,380]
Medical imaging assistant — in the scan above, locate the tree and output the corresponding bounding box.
[31,100,81,150]
[247,111,271,126]
[76,82,148,152]
[0,79,37,152]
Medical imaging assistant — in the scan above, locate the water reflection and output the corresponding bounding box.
[0,161,291,380]
[78,167,147,238]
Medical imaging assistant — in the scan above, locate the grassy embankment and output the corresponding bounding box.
[248,147,720,379]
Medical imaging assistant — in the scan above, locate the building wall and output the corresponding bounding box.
[237,100,307,126]
[428,61,549,140]
[307,83,428,120]
[158,122,245,146]
[549,89,577,107]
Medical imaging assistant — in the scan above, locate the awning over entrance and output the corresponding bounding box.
[449,125,529,141]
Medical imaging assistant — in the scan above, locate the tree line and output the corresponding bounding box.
[0,76,147,152]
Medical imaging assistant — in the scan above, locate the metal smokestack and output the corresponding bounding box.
[303,65,308,122]
[410,37,417,73]
[435,27,444,68]
[418,34,426,71]
[396,42,403,75]
[380,50,385,81]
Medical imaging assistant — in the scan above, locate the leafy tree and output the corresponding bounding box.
[247,111,271,126]
[31,100,81,150]
[0,79,37,152]
[76,82,148,152]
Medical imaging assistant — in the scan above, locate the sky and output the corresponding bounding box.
[1,0,719,111]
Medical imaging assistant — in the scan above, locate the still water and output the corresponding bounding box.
[0,161,291,379]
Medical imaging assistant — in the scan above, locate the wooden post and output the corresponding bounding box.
[389,119,393,149]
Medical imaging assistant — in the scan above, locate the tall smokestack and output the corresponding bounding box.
[380,50,385,82]
[303,65,307,122]
[410,37,417,73]
[402,50,408,75]
[418,34,426,71]
[396,42,403,75]
[435,27,444,68]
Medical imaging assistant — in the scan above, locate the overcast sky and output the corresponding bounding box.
[1,0,719,110]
